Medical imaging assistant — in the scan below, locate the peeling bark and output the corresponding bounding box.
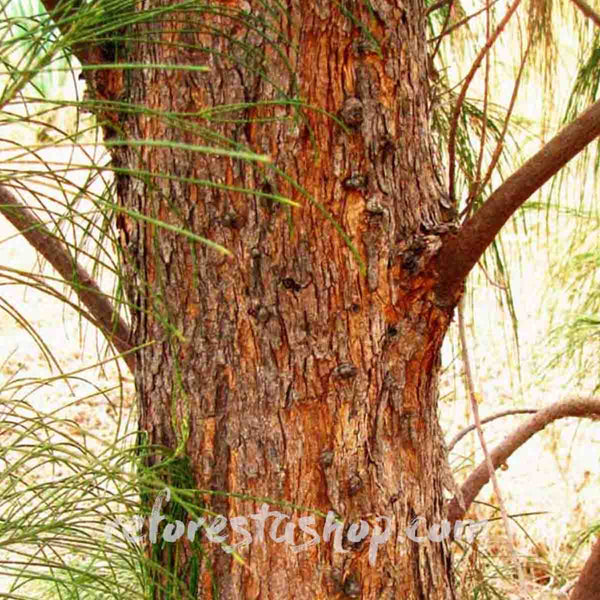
[110,1,458,598]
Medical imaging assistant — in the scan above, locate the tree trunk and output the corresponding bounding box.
[111,2,459,598]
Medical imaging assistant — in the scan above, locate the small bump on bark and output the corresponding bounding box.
[222,210,242,229]
[348,473,363,496]
[340,97,363,127]
[247,305,270,323]
[342,174,367,190]
[343,576,362,598]
[282,277,301,292]
[333,363,358,379]
[255,306,270,323]
[365,197,386,215]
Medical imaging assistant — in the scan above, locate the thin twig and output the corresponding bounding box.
[457,297,522,579]
[428,2,500,44]
[430,0,454,65]
[447,0,522,203]
[471,0,492,211]
[447,396,600,525]
[448,408,537,451]
[475,259,507,290]
[477,34,532,200]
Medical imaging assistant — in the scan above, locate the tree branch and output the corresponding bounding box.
[571,0,600,28]
[570,535,600,600]
[447,396,600,524]
[435,98,600,306]
[448,408,537,451]
[446,0,522,204]
[448,396,600,600]
[0,184,134,371]
[446,397,600,600]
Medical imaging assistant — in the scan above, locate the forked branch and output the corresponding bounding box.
[448,408,537,451]
[446,397,600,600]
[447,396,600,523]
[435,98,600,306]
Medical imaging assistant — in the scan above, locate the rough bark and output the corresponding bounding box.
[22,0,600,596]
[108,1,459,598]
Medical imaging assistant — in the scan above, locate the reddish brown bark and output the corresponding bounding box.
[27,0,600,597]
[109,1,459,598]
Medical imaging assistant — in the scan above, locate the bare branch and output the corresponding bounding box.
[447,396,600,525]
[428,2,499,45]
[457,298,520,575]
[448,408,537,451]
[471,0,492,210]
[570,536,600,600]
[429,0,454,64]
[0,184,134,371]
[447,0,522,204]
[571,0,600,28]
[464,33,532,217]
[435,98,600,306]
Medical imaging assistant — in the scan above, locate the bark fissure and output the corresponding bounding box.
[20,1,600,597]
[113,1,456,598]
